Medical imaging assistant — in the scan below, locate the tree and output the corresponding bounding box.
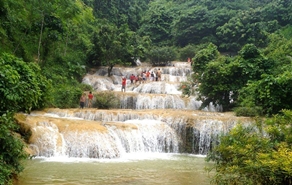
[207,110,292,185]
[193,44,275,112]
[138,0,175,46]
[172,4,233,47]
[192,43,219,74]
[196,56,243,111]
[93,22,133,76]
[238,70,292,116]
[238,44,275,80]
[0,53,51,114]
[178,44,197,61]
[91,0,149,31]
[88,21,150,76]
[216,9,270,51]
[147,46,177,66]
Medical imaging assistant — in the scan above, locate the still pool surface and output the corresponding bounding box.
[16,153,213,185]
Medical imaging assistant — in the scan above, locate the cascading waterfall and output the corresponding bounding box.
[18,62,251,159]
[24,112,183,158]
[20,109,251,159]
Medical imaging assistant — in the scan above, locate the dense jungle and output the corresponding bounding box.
[1,0,292,184]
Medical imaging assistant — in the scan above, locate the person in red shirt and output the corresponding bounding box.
[88,91,94,108]
[121,77,127,92]
[146,71,150,81]
[130,74,135,84]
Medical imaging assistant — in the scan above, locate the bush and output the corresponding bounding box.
[0,53,51,113]
[207,110,292,185]
[234,106,263,117]
[179,76,196,97]
[51,84,82,108]
[93,91,120,109]
[147,46,177,66]
[0,113,28,185]
[178,44,197,61]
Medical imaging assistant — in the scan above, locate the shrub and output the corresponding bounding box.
[0,113,28,185]
[207,110,292,185]
[93,91,120,109]
[0,53,51,113]
[178,44,196,61]
[234,106,263,117]
[51,84,82,108]
[147,46,177,66]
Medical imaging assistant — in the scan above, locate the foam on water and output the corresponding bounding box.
[37,153,181,163]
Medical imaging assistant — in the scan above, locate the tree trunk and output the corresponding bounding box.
[37,12,44,63]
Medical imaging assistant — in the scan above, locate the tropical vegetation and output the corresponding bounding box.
[207,110,292,185]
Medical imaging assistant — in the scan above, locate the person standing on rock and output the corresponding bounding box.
[130,74,135,84]
[150,71,155,81]
[146,71,150,81]
[157,68,162,81]
[121,77,127,92]
[79,93,86,109]
[88,91,94,108]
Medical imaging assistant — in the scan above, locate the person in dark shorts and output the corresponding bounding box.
[79,93,86,108]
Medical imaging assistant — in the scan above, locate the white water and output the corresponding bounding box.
[24,109,247,158]
[82,62,222,111]
[17,62,252,185]
[22,62,250,159]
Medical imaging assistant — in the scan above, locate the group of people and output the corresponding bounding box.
[122,68,162,92]
[79,91,94,109]
[130,69,162,84]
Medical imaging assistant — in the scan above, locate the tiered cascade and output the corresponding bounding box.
[82,62,221,111]
[18,62,252,159]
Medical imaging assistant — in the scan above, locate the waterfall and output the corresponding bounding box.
[18,62,251,159]
[82,62,222,111]
[20,109,251,158]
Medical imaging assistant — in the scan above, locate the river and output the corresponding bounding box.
[16,154,213,185]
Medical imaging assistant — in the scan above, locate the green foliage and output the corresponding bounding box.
[178,44,197,61]
[216,9,270,52]
[192,43,219,73]
[196,56,243,111]
[139,0,175,46]
[91,0,149,31]
[0,112,28,185]
[88,21,149,76]
[147,46,177,66]
[0,53,51,114]
[238,44,275,80]
[172,4,232,47]
[191,43,283,113]
[179,76,196,97]
[51,84,82,109]
[93,91,120,109]
[234,106,263,117]
[263,33,292,73]
[239,70,292,116]
[207,110,292,185]
[280,25,292,39]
